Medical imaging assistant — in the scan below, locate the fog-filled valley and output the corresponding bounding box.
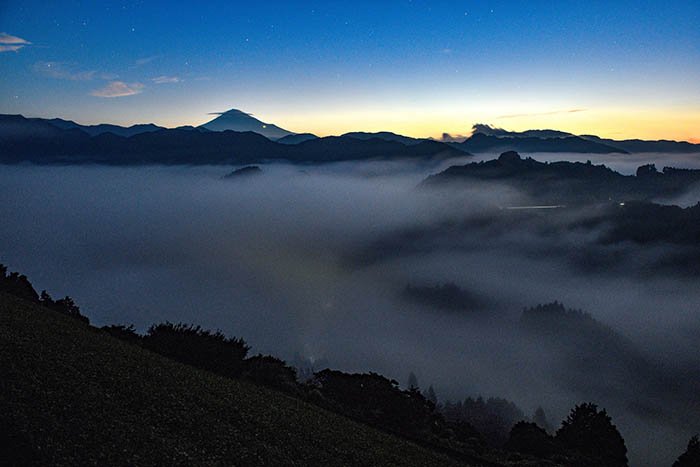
[2,152,700,466]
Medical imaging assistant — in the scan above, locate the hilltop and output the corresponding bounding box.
[0,292,468,466]
[423,151,700,204]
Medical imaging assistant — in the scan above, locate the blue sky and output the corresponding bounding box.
[1,1,698,140]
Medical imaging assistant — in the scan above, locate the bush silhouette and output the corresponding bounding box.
[505,421,559,458]
[143,323,250,378]
[101,324,141,344]
[40,292,89,324]
[313,370,439,436]
[555,403,628,467]
[442,396,525,446]
[241,354,298,392]
[0,264,38,302]
[673,435,700,467]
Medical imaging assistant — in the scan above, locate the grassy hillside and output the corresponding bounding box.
[0,292,469,466]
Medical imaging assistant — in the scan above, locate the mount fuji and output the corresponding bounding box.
[200,109,294,140]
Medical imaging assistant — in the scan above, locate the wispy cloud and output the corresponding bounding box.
[0,32,30,44]
[0,32,31,52]
[90,81,144,98]
[135,55,160,66]
[33,61,104,81]
[497,108,587,119]
[152,75,180,84]
[0,45,24,52]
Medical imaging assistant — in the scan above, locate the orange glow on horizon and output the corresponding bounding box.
[247,104,700,144]
[112,106,700,145]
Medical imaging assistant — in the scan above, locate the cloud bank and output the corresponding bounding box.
[1,156,699,466]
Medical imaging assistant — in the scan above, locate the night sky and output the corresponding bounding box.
[1,1,698,141]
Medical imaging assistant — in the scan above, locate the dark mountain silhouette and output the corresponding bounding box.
[0,114,93,163]
[174,125,210,132]
[471,124,574,139]
[454,132,626,154]
[200,109,294,140]
[5,111,696,160]
[39,117,165,137]
[277,133,318,144]
[0,114,463,165]
[0,114,79,140]
[576,200,700,246]
[285,136,464,162]
[424,151,700,204]
[342,131,425,146]
[466,123,699,153]
[581,134,700,153]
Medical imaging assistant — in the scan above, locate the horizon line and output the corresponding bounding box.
[4,110,699,145]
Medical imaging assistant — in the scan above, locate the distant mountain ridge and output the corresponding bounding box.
[460,124,699,154]
[277,133,318,144]
[341,131,424,146]
[453,132,626,154]
[580,134,700,153]
[39,118,166,137]
[2,111,698,155]
[471,124,574,139]
[329,125,699,154]
[0,114,464,165]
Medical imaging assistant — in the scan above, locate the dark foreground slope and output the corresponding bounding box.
[0,292,466,466]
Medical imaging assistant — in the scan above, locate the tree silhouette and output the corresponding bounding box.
[143,323,249,378]
[38,290,89,324]
[442,395,525,446]
[0,264,38,302]
[555,403,628,467]
[101,324,141,344]
[425,385,437,405]
[673,435,700,467]
[312,370,444,441]
[506,421,558,458]
[407,372,419,391]
[241,354,297,392]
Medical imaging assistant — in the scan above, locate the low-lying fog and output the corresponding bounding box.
[1,152,699,466]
